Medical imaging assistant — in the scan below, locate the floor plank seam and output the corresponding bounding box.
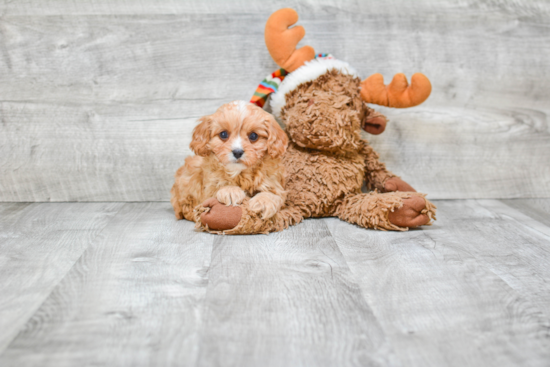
[189,234,217,367]
[0,203,127,356]
[479,200,550,239]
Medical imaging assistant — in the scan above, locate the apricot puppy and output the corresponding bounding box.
[170,101,288,228]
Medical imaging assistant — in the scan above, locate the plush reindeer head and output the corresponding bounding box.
[263,8,432,149]
[277,69,366,153]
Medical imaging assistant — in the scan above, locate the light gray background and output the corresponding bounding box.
[1,0,548,201]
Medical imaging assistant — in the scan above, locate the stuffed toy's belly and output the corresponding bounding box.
[282,143,365,217]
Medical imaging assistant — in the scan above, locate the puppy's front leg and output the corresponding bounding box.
[249,192,284,219]
[216,186,247,206]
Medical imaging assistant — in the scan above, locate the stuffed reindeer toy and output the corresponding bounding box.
[194,8,436,234]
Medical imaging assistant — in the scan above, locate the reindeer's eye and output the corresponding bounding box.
[249,132,258,142]
[219,131,229,140]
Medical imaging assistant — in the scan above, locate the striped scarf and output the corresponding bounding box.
[250,53,333,108]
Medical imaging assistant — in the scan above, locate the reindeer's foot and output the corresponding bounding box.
[383,177,416,193]
[388,195,432,228]
[337,191,436,231]
[196,198,242,231]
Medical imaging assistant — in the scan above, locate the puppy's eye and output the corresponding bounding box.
[219,131,229,140]
[248,132,258,142]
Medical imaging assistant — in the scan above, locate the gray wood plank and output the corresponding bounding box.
[196,219,396,367]
[1,100,548,201]
[367,106,550,199]
[468,200,550,315]
[1,200,549,365]
[0,0,343,15]
[0,203,214,367]
[0,1,549,201]
[0,101,203,201]
[500,198,550,228]
[0,202,122,352]
[1,0,548,16]
[324,200,550,367]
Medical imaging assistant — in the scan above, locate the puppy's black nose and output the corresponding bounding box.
[232,149,244,159]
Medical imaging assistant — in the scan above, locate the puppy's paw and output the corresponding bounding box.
[216,186,247,206]
[249,192,284,219]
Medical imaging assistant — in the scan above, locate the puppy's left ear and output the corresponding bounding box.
[267,116,288,158]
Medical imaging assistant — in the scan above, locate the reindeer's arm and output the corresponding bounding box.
[359,141,416,193]
[361,105,389,135]
[360,142,393,191]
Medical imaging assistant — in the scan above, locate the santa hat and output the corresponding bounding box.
[251,54,361,120]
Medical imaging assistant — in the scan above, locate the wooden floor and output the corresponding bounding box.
[1,199,549,366]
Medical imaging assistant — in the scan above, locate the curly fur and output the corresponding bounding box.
[270,58,359,119]
[196,69,436,234]
[171,101,288,222]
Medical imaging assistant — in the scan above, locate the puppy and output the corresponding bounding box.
[170,101,288,226]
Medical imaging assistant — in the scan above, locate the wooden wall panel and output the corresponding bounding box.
[0,1,549,201]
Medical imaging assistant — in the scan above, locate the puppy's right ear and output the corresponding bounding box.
[190,116,212,156]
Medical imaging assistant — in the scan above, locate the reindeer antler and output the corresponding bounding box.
[360,73,432,108]
[265,8,316,72]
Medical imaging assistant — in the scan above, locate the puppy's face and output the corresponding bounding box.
[190,101,288,169]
